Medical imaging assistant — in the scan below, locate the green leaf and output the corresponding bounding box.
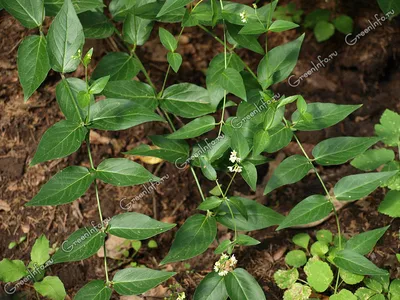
[157,0,192,17]
[2,0,43,28]
[27,166,93,206]
[378,0,400,16]
[283,283,311,300]
[236,234,260,246]
[89,76,110,94]
[304,260,333,292]
[364,278,383,293]
[34,276,66,300]
[77,91,91,108]
[102,80,157,109]
[292,233,310,250]
[339,269,364,285]
[314,21,335,42]
[264,124,293,153]
[264,155,312,194]
[159,27,177,51]
[74,280,112,300]
[375,109,400,146]
[257,34,304,89]
[167,52,183,73]
[45,0,104,15]
[31,120,87,165]
[354,287,377,299]
[269,20,299,32]
[345,226,389,255]
[226,23,264,55]
[167,116,215,139]
[239,22,266,35]
[277,195,332,230]
[160,83,215,118]
[312,137,380,166]
[379,190,400,218]
[79,11,114,39]
[113,267,176,295]
[334,171,398,201]
[330,289,357,300]
[304,9,330,28]
[92,52,140,81]
[241,161,257,191]
[351,149,395,171]
[96,158,157,186]
[124,135,189,164]
[310,241,329,257]
[218,68,247,101]
[316,229,333,243]
[161,214,217,264]
[108,212,175,240]
[230,130,250,159]
[31,235,50,265]
[217,196,284,231]
[89,98,164,131]
[197,196,223,211]
[123,13,153,46]
[333,15,353,34]
[56,78,88,123]
[199,156,217,181]
[225,268,266,300]
[276,95,299,109]
[274,269,299,289]
[47,0,84,73]
[285,250,307,267]
[382,161,400,190]
[52,227,106,264]
[18,35,50,101]
[193,272,228,300]
[292,103,361,131]
[389,279,400,299]
[228,197,248,220]
[253,129,270,156]
[0,259,27,282]
[334,250,389,276]
[214,240,231,254]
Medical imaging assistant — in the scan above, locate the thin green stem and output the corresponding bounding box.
[215,180,237,240]
[160,65,171,96]
[191,167,206,201]
[224,172,237,196]
[132,51,157,90]
[163,108,176,131]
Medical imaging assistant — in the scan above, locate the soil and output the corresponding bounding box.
[0,0,399,299]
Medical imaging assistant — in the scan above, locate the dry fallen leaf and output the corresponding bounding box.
[134,146,163,165]
[0,200,11,212]
[97,235,129,259]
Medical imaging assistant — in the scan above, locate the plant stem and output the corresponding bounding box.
[224,172,237,196]
[191,167,206,201]
[216,180,237,240]
[132,51,157,90]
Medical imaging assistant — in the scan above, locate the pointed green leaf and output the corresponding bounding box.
[157,0,192,17]
[225,268,266,300]
[31,235,50,265]
[199,156,217,181]
[34,276,66,300]
[197,197,223,211]
[167,116,215,140]
[123,13,153,46]
[47,0,84,73]
[253,129,270,156]
[216,196,284,231]
[160,83,215,118]
[167,52,183,73]
[31,120,87,165]
[292,233,310,249]
[314,21,335,42]
[218,68,247,101]
[269,20,299,32]
[89,75,110,94]
[96,158,158,186]
[236,234,260,246]
[351,149,395,171]
[241,161,257,191]
[193,271,228,300]
[52,227,106,263]
[313,137,380,166]
[292,103,361,131]
[89,99,164,131]
[277,195,333,230]
[239,22,266,35]
[56,78,88,122]
[2,0,43,28]
[264,155,312,194]
[74,280,112,300]
[45,0,105,15]
[257,34,304,88]
[18,35,50,101]
[108,212,175,240]
[113,268,176,295]
[79,11,114,39]
[334,171,398,201]
[161,214,217,264]
[264,124,293,153]
[345,226,389,255]
[27,166,93,206]
[334,250,388,276]
[227,23,264,55]
[159,27,177,51]
[92,52,140,81]
[0,259,27,282]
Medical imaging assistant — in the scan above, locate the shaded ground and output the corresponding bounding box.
[0,0,399,298]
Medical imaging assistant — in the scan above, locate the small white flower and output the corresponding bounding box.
[240,11,248,23]
[214,253,237,277]
[177,292,186,300]
[228,166,234,172]
[236,166,243,173]
[229,150,238,163]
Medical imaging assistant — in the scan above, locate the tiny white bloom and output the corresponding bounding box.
[229,150,238,163]
[236,166,243,173]
[214,253,237,277]
[177,292,186,300]
[228,166,234,172]
[240,11,248,23]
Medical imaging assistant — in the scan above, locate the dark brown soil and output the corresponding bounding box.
[0,0,399,299]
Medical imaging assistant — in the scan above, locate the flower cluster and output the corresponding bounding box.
[228,150,242,173]
[213,253,238,276]
[240,11,248,23]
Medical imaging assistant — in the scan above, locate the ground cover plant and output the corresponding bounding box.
[0,0,399,299]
